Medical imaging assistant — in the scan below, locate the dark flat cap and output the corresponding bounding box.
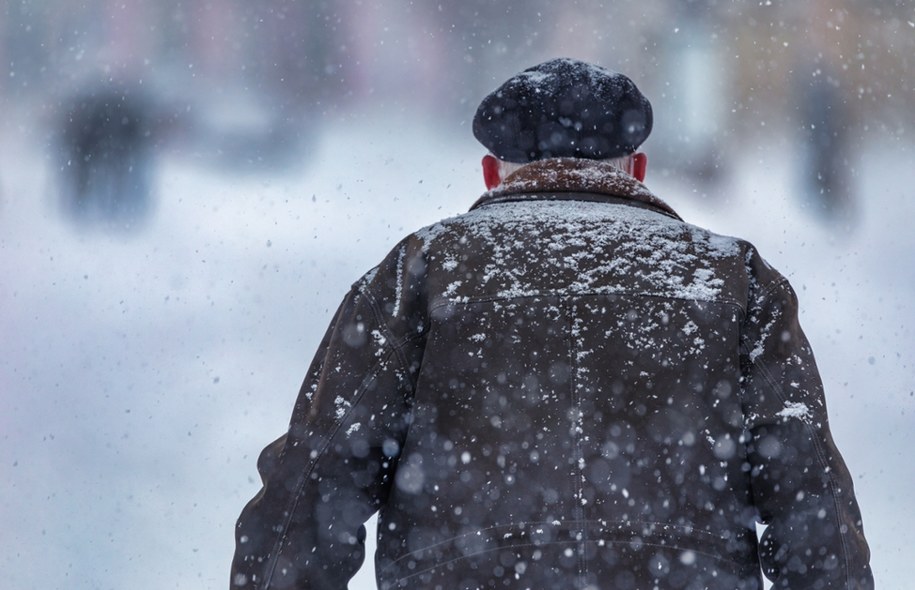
[473,58,653,163]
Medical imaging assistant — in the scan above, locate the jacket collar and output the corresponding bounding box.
[469,158,682,221]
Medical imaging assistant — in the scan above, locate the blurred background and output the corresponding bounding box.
[1,1,912,588]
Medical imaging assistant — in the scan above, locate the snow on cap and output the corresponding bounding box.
[473,58,653,163]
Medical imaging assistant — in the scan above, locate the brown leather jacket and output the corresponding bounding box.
[231,159,873,590]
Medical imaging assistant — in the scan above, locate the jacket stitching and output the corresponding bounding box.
[752,358,851,587]
[430,290,745,315]
[743,278,852,586]
[568,303,591,587]
[827,478,853,588]
[379,519,738,575]
[261,342,402,589]
[389,538,752,585]
[359,282,419,402]
[801,415,851,587]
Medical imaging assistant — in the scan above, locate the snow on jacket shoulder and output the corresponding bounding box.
[231,159,873,590]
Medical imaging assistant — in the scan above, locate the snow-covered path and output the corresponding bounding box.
[1,109,911,589]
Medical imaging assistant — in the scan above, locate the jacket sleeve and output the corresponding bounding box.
[740,274,873,589]
[230,276,421,589]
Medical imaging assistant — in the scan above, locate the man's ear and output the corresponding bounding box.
[482,154,501,189]
[631,152,647,182]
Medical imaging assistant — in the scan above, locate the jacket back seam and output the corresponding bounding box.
[429,290,745,315]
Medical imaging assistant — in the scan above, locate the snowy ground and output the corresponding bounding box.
[1,107,912,589]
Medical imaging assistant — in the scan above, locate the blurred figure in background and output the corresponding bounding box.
[56,82,156,228]
[652,0,731,185]
[797,65,853,220]
[794,0,856,222]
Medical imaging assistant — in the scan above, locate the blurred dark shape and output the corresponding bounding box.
[651,4,730,186]
[797,68,855,222]
[56,84,156,228]
[180,89,317,174]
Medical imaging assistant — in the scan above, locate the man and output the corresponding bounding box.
[58,83,155,225]
[231,58,873,590]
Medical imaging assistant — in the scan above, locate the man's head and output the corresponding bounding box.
[474,58,652,188]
